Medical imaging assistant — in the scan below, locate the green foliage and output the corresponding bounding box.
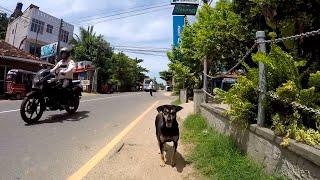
[168,0,251,92]
[252,45,300,90]
[298,87,317,107]
[0,13,9,40]
[275,81,299,102]
[216,76,258,128]
[309,71,320,90]
[159,70,173,84]
[182,114,282,179]
[107,53,148,91]
[217,44,320,147]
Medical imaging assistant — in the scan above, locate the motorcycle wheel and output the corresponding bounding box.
[20,93,44,124]
[66,95,80,114]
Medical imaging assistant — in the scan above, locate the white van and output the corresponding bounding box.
[143,79,158,92]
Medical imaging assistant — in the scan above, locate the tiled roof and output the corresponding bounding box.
[0,40,40,60]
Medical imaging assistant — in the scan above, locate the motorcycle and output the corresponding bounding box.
[20,69,83,124]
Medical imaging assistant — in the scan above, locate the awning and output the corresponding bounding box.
[0,55,53,66]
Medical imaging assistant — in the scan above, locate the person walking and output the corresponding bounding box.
[149,80,153,96]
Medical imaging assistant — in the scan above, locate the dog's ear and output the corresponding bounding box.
[174,105,183,112]
[157,105,167,113]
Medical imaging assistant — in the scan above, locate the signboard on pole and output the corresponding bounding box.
[41,42,58,58]
[81,80,90,86]
[173,16,185,46]
[171,0,199,5]
[172,4,198,15]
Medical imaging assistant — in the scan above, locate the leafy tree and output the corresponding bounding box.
[70,26,148,92]
[0,13,9,40]
[108,52,148,91]
[233,0,320,87]
[159,70,173,85]
[192,2,248,72]
[167,1,250,92]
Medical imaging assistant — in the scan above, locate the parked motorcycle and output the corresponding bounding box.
[20,69,83,124]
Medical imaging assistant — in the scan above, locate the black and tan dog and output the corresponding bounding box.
[155,105,183,167]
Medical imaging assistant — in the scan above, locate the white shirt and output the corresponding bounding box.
[50,59,75,79]
[148,81,153,90]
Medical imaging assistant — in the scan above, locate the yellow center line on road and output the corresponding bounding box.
[67,100,159,180]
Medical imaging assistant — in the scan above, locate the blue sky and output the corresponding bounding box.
[1,0,213,84]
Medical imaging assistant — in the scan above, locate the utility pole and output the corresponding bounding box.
[202,0,208,102]
[56,19,63,61]
[256,31,266,127]
[34,28,40,56]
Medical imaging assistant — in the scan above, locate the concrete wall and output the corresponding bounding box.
[180,89,188,103]
[198,103,320,180]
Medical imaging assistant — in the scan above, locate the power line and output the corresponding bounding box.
[0,4,171,32]
[114,48,168,53]
[116,50,168,57]
[75,6,171,26]
[113,45,171,50]
[68,2,169,23]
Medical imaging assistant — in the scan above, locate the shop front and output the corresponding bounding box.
[73,61,95,93]
[0,40,53,96]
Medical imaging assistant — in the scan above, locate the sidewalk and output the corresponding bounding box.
[84,101,196,180]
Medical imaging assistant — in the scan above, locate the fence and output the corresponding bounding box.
[202,29,320,127]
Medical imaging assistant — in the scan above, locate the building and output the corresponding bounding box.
[5,3,74,59]
[0,40,52,95]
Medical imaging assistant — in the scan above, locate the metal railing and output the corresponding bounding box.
[202,28,320,127]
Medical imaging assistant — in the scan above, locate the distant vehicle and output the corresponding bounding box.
[212,75,237,91]
[165,85,172,91]
[143,79,158,92]
[5,69,36,99]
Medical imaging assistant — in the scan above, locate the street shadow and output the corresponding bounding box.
[25,111,90,126]
[164,143,187,173]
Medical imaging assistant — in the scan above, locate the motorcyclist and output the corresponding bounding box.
[50,47,75,103]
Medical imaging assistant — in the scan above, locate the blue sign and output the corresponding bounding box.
[41,42,58,58]
[173,16,185,46]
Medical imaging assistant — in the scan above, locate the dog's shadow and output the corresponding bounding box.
[164,143,187,173]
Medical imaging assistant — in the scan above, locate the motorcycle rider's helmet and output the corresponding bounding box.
[60,47,71,58]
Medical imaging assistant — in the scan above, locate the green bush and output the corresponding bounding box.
[216,44,320,147]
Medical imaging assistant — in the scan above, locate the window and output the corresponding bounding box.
[59,29,69,43]
[46,24,53,34]
[29,43,41,57]
[30,18,44,34]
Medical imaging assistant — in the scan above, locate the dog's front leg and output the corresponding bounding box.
[171,141,178,167]
[159,142,165,167]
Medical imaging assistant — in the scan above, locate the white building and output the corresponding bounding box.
[5,3,74,58]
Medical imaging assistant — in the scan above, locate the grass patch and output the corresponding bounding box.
[171,98,182,106]
[182,114,284,180]
[172,90,180,96]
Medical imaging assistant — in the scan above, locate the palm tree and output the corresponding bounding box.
[69,26,97,62]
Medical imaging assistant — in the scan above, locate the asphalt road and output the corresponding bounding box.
[0,91,172,180]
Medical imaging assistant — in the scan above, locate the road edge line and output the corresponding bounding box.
[67,100,159,180]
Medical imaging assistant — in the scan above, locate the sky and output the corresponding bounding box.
[1,0,215,84]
